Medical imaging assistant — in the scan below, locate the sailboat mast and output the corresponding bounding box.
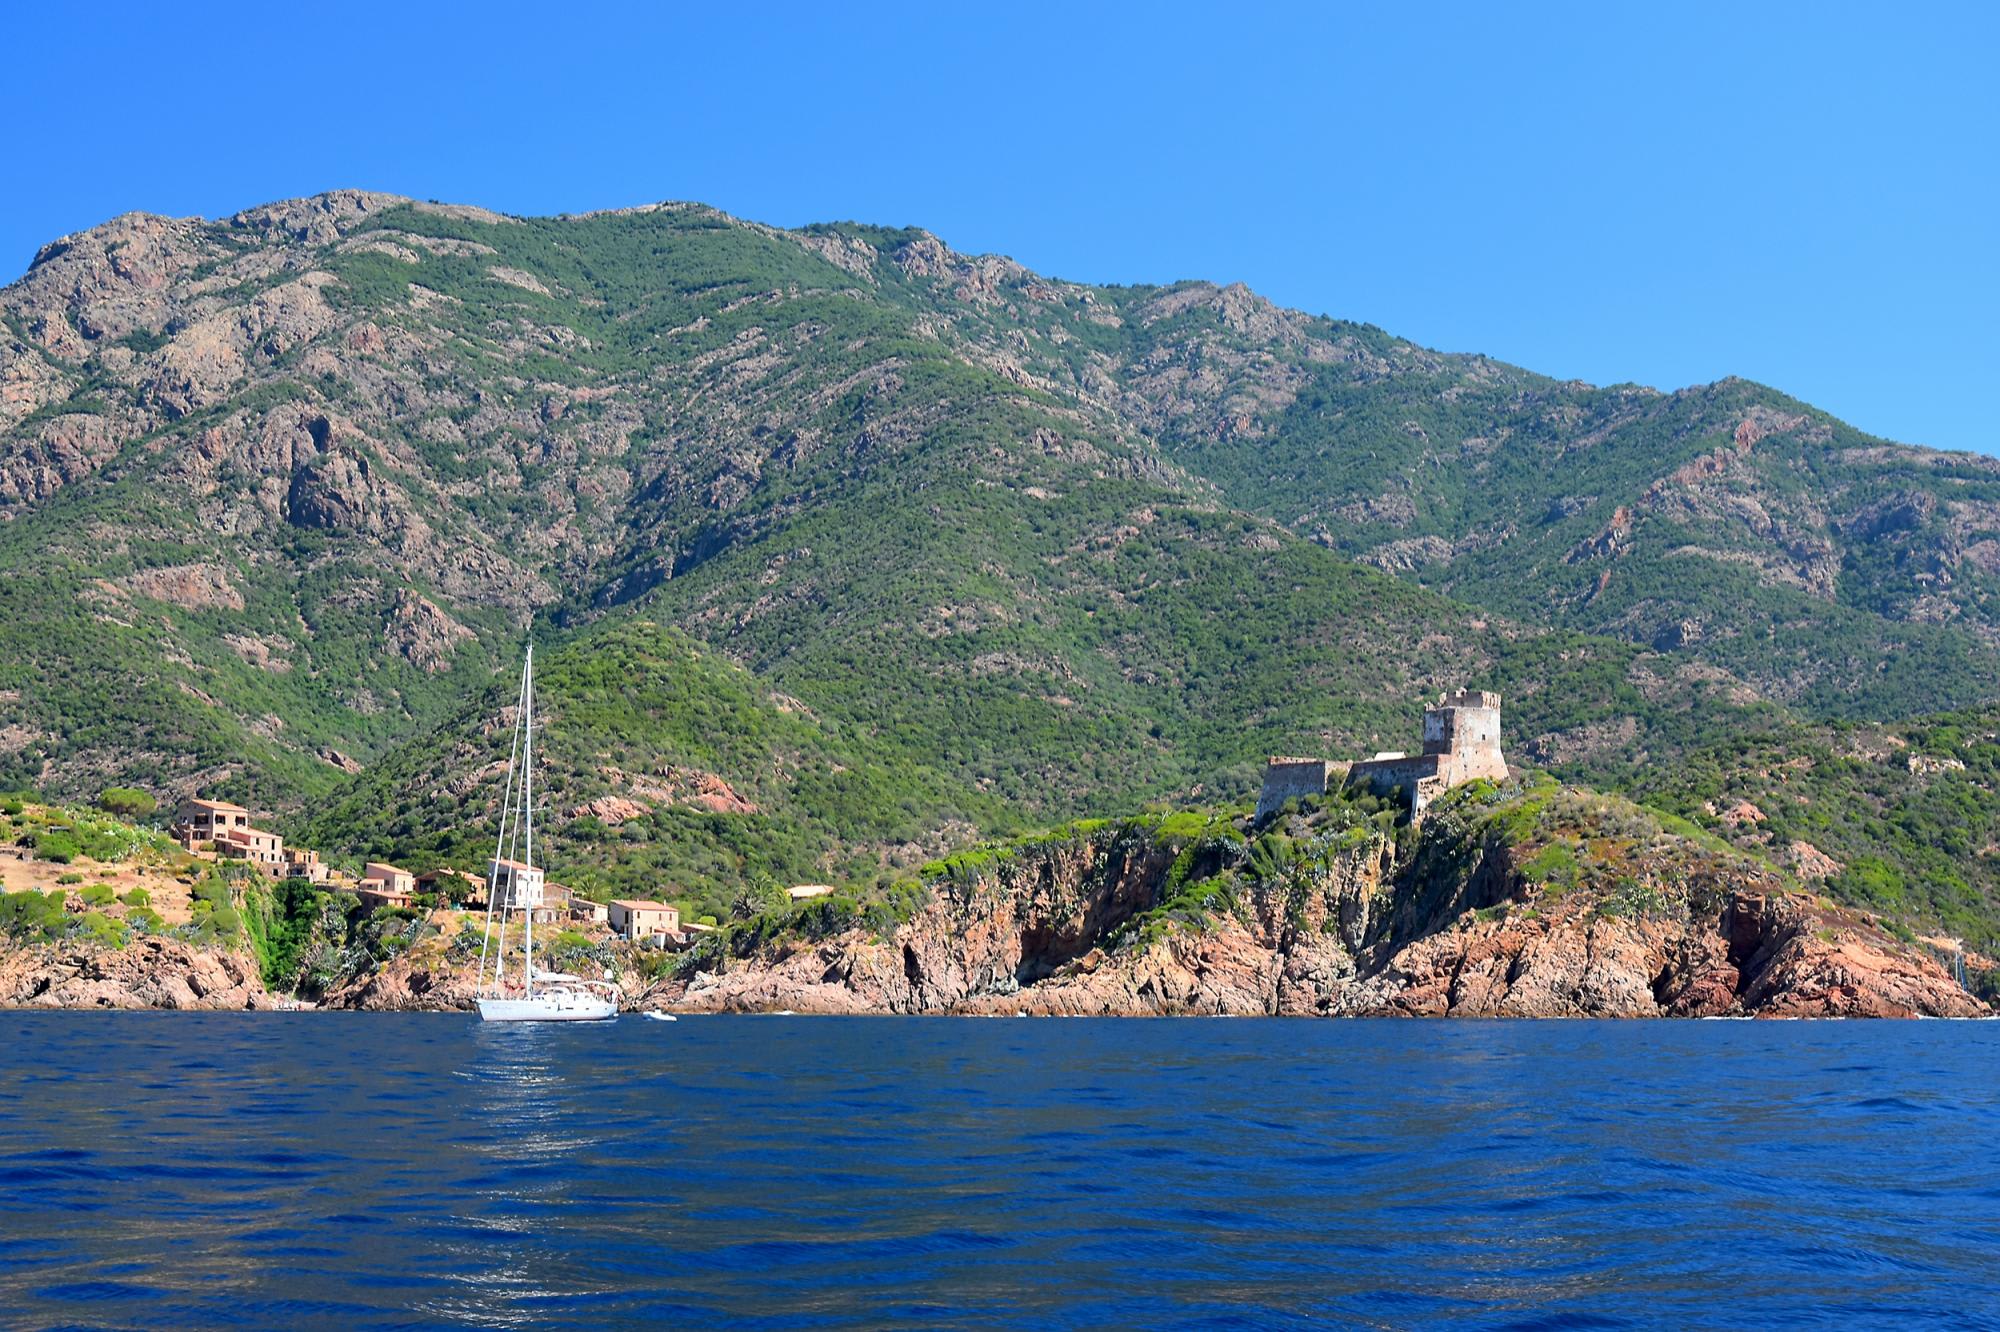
[479,653,531,996]
[523,644,535,1000]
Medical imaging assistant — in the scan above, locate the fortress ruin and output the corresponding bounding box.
[1255,688,1509,820]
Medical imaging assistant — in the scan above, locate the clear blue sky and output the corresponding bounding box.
[7,2,1994,452]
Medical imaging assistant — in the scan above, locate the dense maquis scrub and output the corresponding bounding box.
[3,191,2000,945]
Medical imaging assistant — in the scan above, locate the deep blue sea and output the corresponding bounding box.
[1,1016,1997,1330]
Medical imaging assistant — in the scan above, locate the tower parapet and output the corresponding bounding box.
[1348,686,1508,814]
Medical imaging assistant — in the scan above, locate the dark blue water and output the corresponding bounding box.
[1,1017,1997,1330]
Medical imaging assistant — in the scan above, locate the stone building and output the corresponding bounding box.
[1254,758,1348,822]
[489,857,545,910]
[1346,689,1509,813]
[355,861,416,911]
[609,900,681,943]
[1256,688,1510,820]
[170,798,253,851]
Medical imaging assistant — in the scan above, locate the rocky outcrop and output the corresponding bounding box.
[318,952,484,1012]
[116,561,246,612]
[0,936,271,1009]
[385,588,474,672]
[660,792,1988,1020]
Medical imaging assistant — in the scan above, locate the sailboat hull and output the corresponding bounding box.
[476,995,619,1023]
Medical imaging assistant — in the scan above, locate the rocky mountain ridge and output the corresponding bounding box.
[5,190,2000,947]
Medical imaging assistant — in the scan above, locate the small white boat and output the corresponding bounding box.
[473,646,618,1024]
[641,1011,678,1022]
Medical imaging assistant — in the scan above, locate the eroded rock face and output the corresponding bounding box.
[661,816,1986,1020]
[319,954,482,1012]
[0,936,271,1010]
[385,588,474,672]
[116,561,246,612]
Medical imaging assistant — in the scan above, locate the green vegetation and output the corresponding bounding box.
[98,787,157,819]
[187,874,242,943]
[1634,710,2000,949]
[0,889,65,941]
[5,195,2000,948]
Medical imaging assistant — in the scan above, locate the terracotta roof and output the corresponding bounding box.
[491,857,540,871]
[609,899,674,911]
[186,798,249,813]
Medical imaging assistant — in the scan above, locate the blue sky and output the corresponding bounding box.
[7,2,1994,452]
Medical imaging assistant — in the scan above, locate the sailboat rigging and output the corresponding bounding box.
[474,645,619,1022]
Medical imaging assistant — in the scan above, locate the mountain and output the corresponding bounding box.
[2,189,1996,942]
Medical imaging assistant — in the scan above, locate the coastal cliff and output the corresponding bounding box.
[0,935,271,1010]
[0,779,1984,1018]
[658,780,1988,1019]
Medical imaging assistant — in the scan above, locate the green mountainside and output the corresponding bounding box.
[3,189,1997,945]
[1632,707,2000,951]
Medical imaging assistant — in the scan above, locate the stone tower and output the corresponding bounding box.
[1423,688,1508,783]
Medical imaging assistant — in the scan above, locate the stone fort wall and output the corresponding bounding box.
[1259,688,1509,820]
[1255,758,1347,821]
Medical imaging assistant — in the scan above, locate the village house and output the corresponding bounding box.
[608,899,681,944]
[489,858,561,923]
[1257,688,1511,820]
[282,846,328,884]
[786,884,837,902]
[415,868,484,906]
[489,857,544,908]
[214,824,286,872]
[569,897,610,925]
[170,797,252,850]
[354,861,416,910]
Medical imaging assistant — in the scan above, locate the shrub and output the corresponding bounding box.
[0,889,66,940]
[77,910,126,948]
[128,906,165,932]
[34,831,81,864]
[57,872,84,885]
[1521,840,1583,895]
[99,788,157,820]
[122,887,150,907]
[79,883,116,907]
[191,877,233,911]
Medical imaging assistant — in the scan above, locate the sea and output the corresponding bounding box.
[0,1015,1996,1330]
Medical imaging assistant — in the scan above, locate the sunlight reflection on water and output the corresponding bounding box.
[0,1015,1996,1328]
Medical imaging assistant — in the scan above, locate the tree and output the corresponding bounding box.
[99,787,157,820]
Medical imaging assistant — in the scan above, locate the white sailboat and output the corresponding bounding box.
[474,646,619,1023]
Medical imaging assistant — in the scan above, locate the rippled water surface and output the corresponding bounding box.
[1,1016,1997,1329]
